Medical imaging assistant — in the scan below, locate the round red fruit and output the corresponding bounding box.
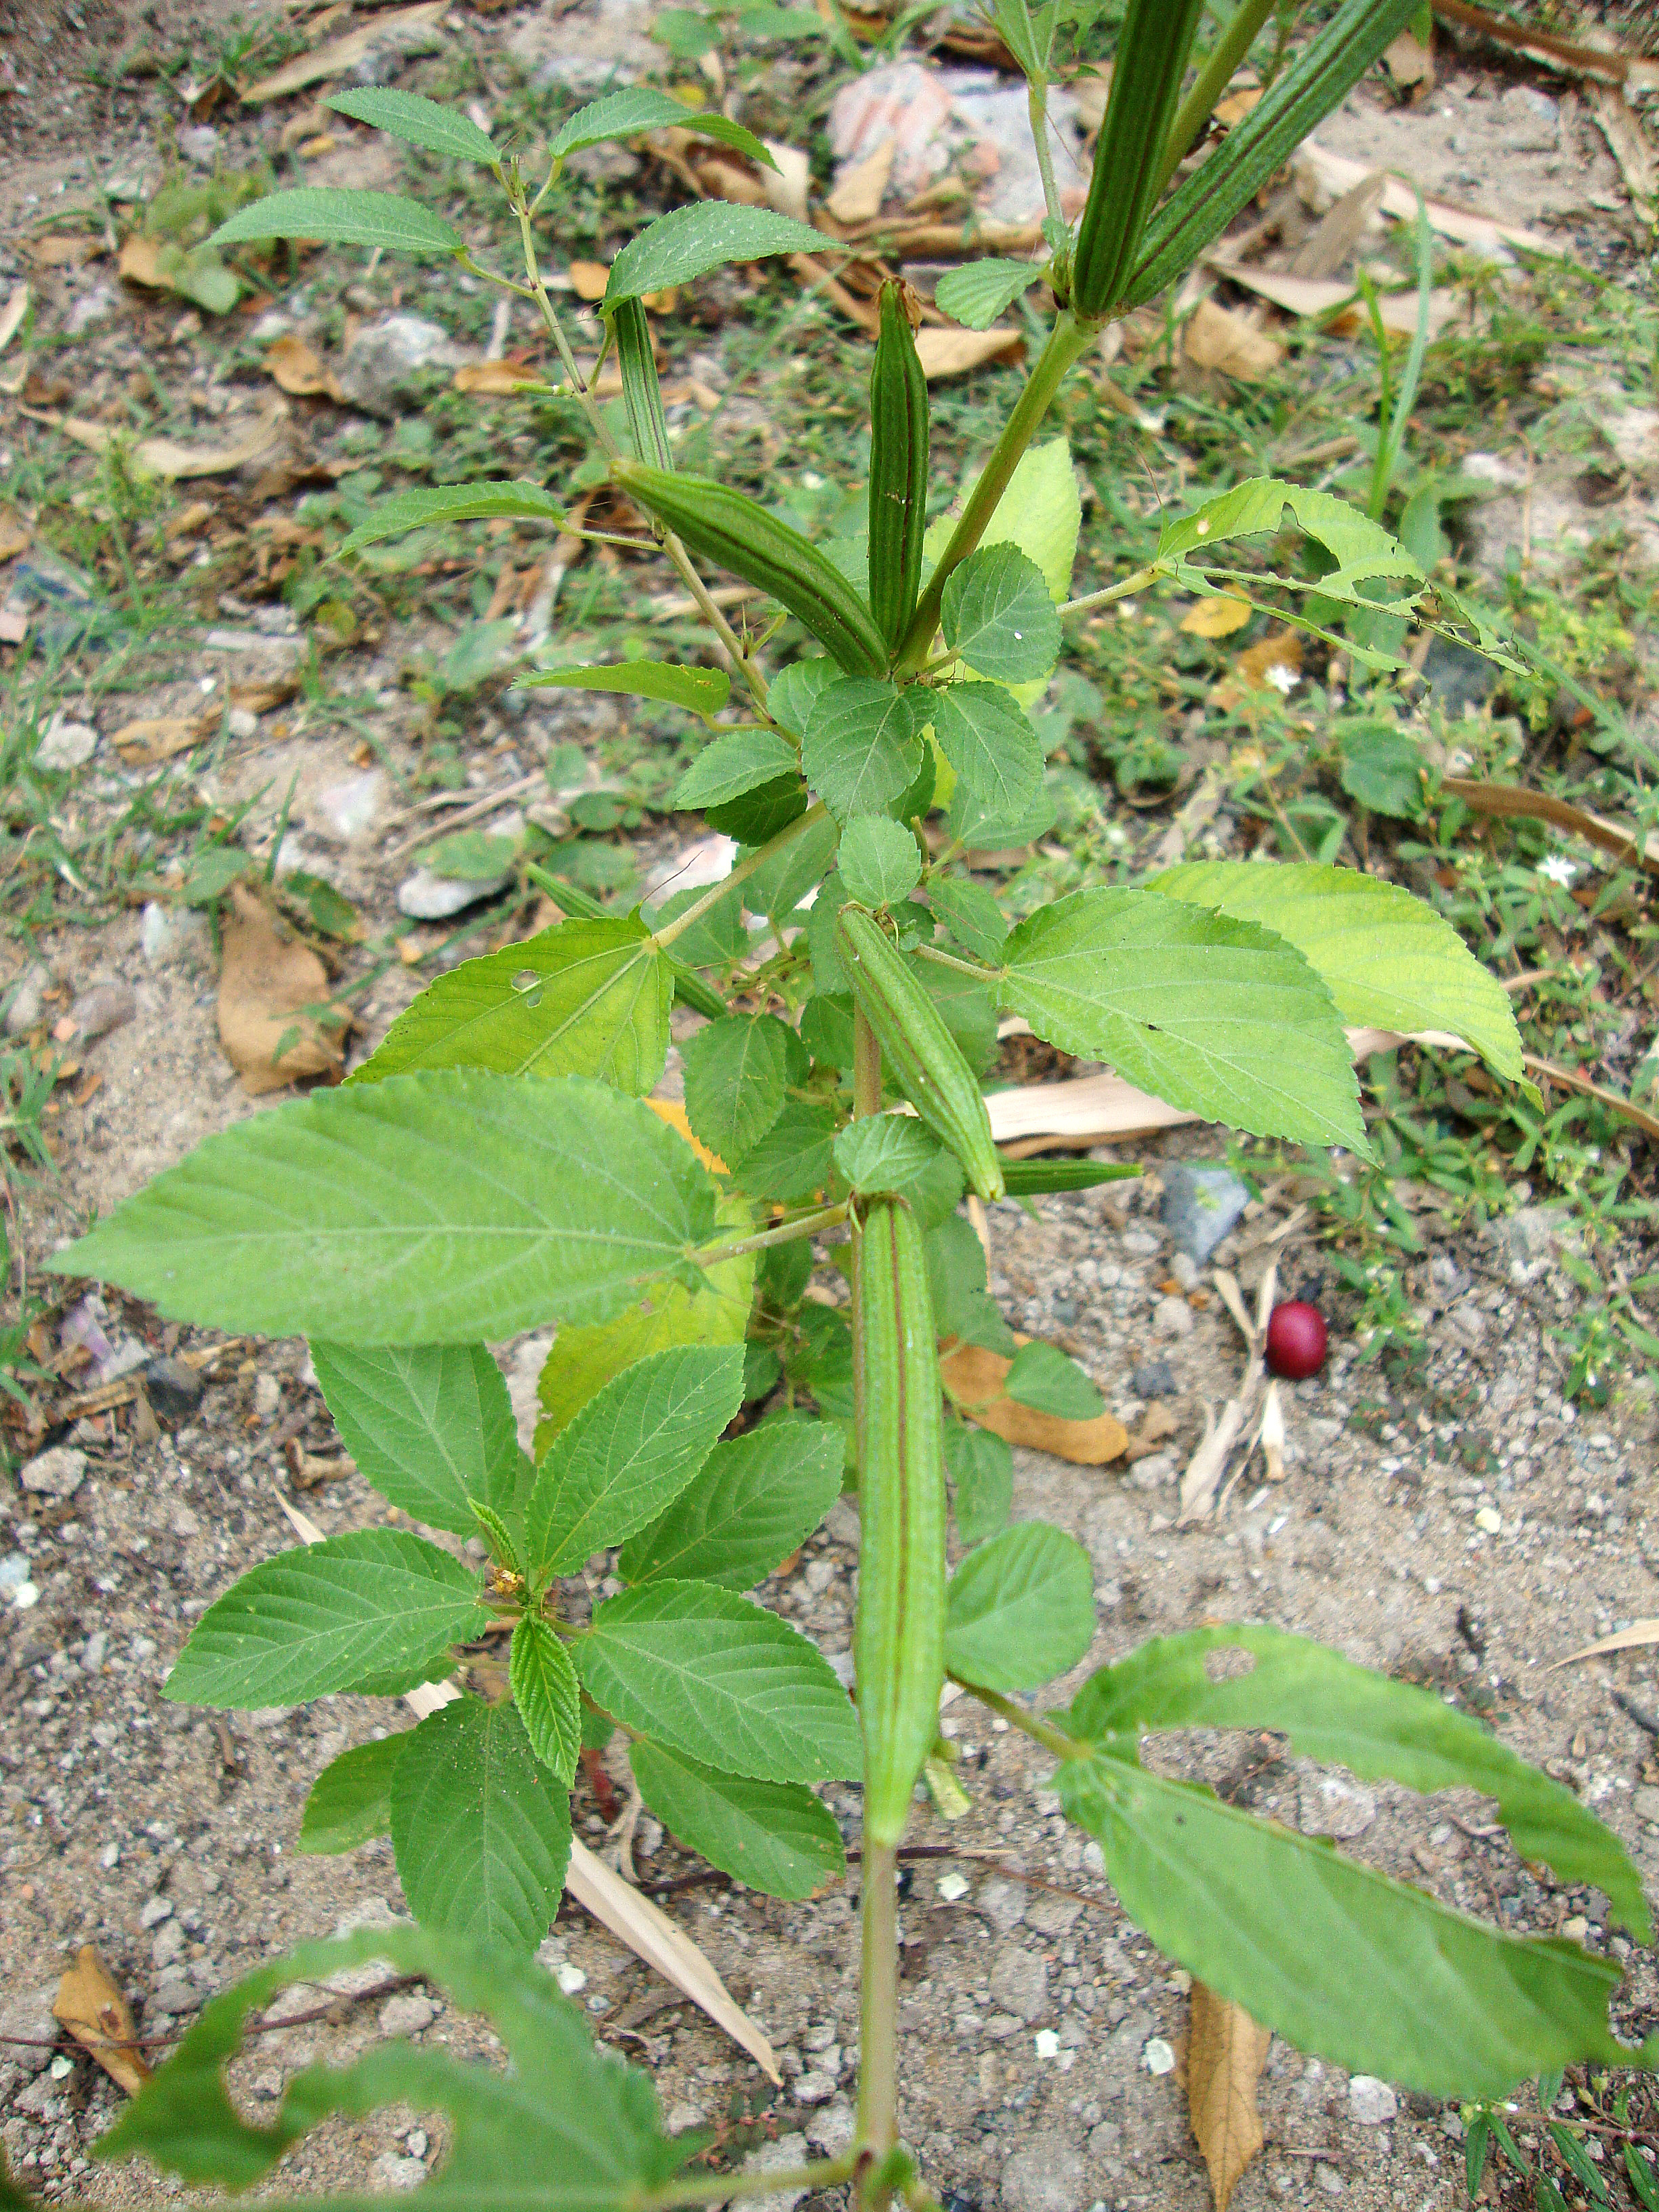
[1265,1300,1327,1380]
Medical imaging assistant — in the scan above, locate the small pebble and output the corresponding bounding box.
[20,1446,87,1498]
[1152,1294,1193,1339]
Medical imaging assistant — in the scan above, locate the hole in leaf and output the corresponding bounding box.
[511,969,540,991]
[1202,1644,1256,1683]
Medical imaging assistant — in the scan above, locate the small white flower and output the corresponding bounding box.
[1264,662,1300,697]
[1537,855,1578,887]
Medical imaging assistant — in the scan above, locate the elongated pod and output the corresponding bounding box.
[867,281,928,655]
[836,904,1004,1203]
[614,458,887,677]
[612,298,674,472]
[855,1195,946,1848]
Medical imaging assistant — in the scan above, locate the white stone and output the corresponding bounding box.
[141,900,207,968]
[20,1446,86,1498]
[140,1895,173,1929]
[4,961,49,1035]
[369,2153,428,2191]
[1153,1294,1194,1338]
[151,1920,186,1969]
[805,2098,855,2158]
[937,1871,969,1902]
[1475,1505,1502,1535]
[1143,2036,1176,2075]
[1348,2076,1397,2126]
[740,2130,812,2212]
[379,1992,436,2037]
[1299,1773,1376,1841]
[398,864,514,920]
[35,718,98,771]
[793,2068,837,2104]
[314,769,386,844]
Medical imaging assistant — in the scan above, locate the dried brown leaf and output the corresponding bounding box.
[241,0,447,100]
[1180,594,1251,638]
[265,331,344,400]
[1236,628,1302,690]
[914,325,1025,380]
[217,882,346,1094]
[0,508,30,562]
[568,260,610,302]
[1384,28,1434,91]
[1185,298,1283,377]
[1440,776,1659,878]
[60,404,288,480]
[1188,1982,1271,2212]
[938,1336,1128,1465]
[827,138,895,225]
[1296,140,1563,258]
[111,713,213,764]
[53,1946,150,2099]
[454,358,550,394]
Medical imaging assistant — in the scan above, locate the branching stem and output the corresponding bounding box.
[649,802,827,953]
[692,1204,849,1270]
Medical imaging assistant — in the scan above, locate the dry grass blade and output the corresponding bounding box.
[1180,1259,1277,1522]
[1523,1054,1659,1145]
[242,0,449,100]
[1441,777,1659,878]
[0,280,30,353]
[1555,1621,1659,1667]
[53,1947,151,2098]
[1188,1982,1272,2211]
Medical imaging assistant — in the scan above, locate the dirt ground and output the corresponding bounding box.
[3,4,1659,2210]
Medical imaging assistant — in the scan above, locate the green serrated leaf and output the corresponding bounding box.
[1062,1751,1650,2097]
[928,876,1008,964]
[521,661,731,720]
[618,1417,842,1589]
[163,1530,488,1709]
[96,1923,678,2202]
[999,887,1367,1155]
[930,682,1044,828]
[297,1735,406,1855]
[1150,859,1523,1082]
[473,1498,524,1576]
[605,202,825,308]
[838,816,922,909]
[52,1071,719,1347]
[552,87,778,171]
[942,544,1063,685]
[211,186,464,257]
[681,1014,802,1169]
[802,676,923,823]
[325,89,501,165]
[945,1423,1012,1545]
[527,1346,746,1581]
[934,258,1044,331]
[945,1520,1095,1690]
[391,1698,571,1955]
[733,1099,840,1206]
[1065,1624,1650,1942]
[766,657,838,739]
[336,480,567,555]
[310,1343,531,1540]
[832,1115,963,1229]
[578,1580,861,1782]
[1001,1158,1139,1194]
[630,1740,844,1900]
[674,729,800,813]
[510,1618,582,1785]
[1158,478,1422,608]
[1002,1340,1103,1420]
[534,1200,754,1453]
[348,920,672,1094]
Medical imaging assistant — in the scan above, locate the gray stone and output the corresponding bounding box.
[339,314,468,416]
[1024,1894,1083,1940]
[1130,1357,1176,1399]
[142,1356,205,1420]
[19,1446,87,1498]
[378,1992,436,2037]
[314,769,386,844]
[1632,1786,1659,1825]
[988,1943,1049,2024]
[1128,1452,1176,1492]
[1000,2131,1087,2212]
[977,1878,1025,1936]
[1160,1163,1250,1264]
[397,864,514,920]
[369,2153,428,2191]
[793,2068,837,2104]
[805,2097,855,2158]
[4,961,49,1036]
[1314,2164,1347,2196]
[35,717,98,771]
[140,901,207,968]
[139,1894,173,1929]
[0,1986,60,2076]
[177,125,220,166]
[1488,1204,1578,1276]
[65,285,118,337]
[1348,2076,1397,2126]
[1153,1294,1193,1340]
[71,981,137,1042]
[1299,1773,1376,1841]
[741,2130,813,2212]
[152,1919,186,1970]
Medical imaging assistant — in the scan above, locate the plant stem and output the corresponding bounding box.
[912,943,996,982]
[692,1203,849,1269]
[855,1839,900,2212]
[1056,564,1161,618]
[650,802,827,954]
[633,2153,859,2211]
[1156,0,1276,196]
[957,1680,1088,1761]
[1027,79,1066,242]
[510,186,767,707]
[893,310,1095,673]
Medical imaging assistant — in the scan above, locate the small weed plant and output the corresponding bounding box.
[21,0,1657,2203]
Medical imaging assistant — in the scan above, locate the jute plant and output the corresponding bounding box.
[26,1,1654,2205]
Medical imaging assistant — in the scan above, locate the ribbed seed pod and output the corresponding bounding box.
[855,1195,946,1849]
[613,458,887,678]
[867,281,928,656]
[1070,0,1206,320]
[612,298,674,473]
[836,904,1005,1203]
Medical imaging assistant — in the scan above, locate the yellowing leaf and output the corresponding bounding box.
[938,1335,1127,1465]
[1187,1982,1271,2211]
[1181,594,1251,638]
[454,359,550,394]
[569,260,610,302]
[53,1946,150,2100]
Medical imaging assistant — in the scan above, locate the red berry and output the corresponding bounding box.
[1265,1300,1327,1380]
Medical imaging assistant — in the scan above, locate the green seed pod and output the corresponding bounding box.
[612,298,674,473]
[855,1194,946,1849]
[614,458,887,678]
[867,281,928,656]
[836,904,1004,1204]
[1070,0,1206,321]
